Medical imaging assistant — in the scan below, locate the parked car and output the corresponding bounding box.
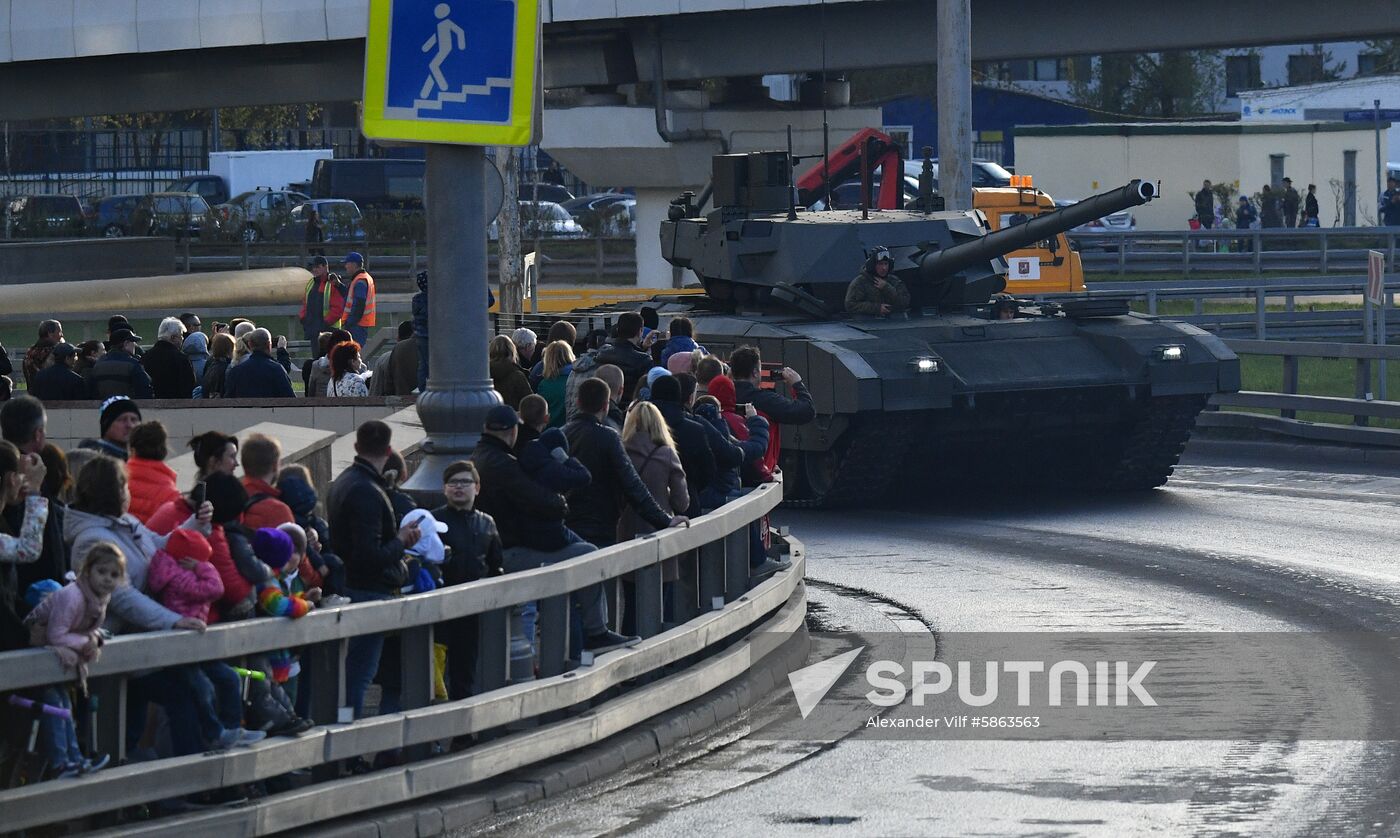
[3,194,87,238]
[167,174,230,207]
[216,188,309,242]
[521,201,585,238]
[560,192,630,218]
[91,194,143,237]
[274,199,366,243]
[518,182,574,205]
[130,192,219,240]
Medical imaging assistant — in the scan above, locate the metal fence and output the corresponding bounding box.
[0,475,799,834]
[1070,227,1400,276]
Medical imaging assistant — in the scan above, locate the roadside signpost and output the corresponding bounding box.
[362,0,543,496]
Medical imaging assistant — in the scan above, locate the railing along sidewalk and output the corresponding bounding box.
[0,476,795,834]
[1071,227,1400,277]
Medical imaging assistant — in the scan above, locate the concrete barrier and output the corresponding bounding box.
[0,237,173,285]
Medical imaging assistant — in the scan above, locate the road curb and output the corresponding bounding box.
[1186,433,1400,472]
[304,613,812,838]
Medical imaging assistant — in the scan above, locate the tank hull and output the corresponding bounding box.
[636,302,1239,505]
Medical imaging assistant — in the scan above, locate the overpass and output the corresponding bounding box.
[1,0,1398,119]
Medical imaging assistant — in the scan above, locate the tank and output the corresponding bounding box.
[641,151,1241,506]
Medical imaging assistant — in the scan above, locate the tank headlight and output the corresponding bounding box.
[1154,344,1185,362]
[912,356,942,373]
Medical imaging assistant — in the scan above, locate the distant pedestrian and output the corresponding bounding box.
[88,328,153,401]
[1383,177,1400,227]
[304,207,325,255]
[30,343,85,402]
[299,256,346,345]
[327,341,369,398]
[223,329,294,399]
[1260,185,1281,228]
[489,335,532,409]
[1194,180,1215,229]
[341,252,377,346]
[412,270,430,393]
[541,161,566,188]
[23,320,63,391]
[1235,197,1258,252]
[202,333,234,399]
[1281,178,1300,228]
[141,317,197,399]
[1304,184,1320,227]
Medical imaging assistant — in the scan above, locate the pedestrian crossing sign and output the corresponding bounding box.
[362,0,540,146]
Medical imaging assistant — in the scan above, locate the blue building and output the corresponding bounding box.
[878,85,1097,168]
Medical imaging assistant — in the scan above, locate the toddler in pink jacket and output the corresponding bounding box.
[146,528,223,621]
[23,542,125,778]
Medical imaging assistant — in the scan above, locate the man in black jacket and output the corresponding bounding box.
[596,311,659,405]
[141,317,198,399]
[328,420,422,717]
[730,345,815,427]
[564,378,681,546]
[30,343,86,401]
[88,328,154,400]
[473,403,637,654]
[223,328,295,398]
[432,460,503,700]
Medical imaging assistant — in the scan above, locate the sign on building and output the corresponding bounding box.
[362,0,541,146]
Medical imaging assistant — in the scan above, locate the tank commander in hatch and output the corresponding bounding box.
[845,246,911,317]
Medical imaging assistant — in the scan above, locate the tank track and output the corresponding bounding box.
[782,413,922,509]
[1096,394,1209,490]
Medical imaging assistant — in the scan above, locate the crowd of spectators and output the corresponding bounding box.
[0,304,810,790]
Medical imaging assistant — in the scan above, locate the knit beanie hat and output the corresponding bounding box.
[707,375,738,412]
[650,374,682,404]
[205,472,249,525]
[252,527,295,571]
[277,473,318,518]
[165,528,213,564]
[99,396,141,437]
[666,351,696,375]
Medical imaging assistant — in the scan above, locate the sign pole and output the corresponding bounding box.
[1376,99,1384,225]
[404,144,501,500]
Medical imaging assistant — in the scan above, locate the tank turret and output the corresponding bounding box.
[661,151,1157,312]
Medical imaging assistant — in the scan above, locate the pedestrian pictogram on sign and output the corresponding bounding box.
[362,0,540,146]
[1368,250,1386,307]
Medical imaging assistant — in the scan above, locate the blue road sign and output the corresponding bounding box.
[1343,109,1400,122]
[363,0,540,146]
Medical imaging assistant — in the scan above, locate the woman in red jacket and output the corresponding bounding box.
[125,422,182,524]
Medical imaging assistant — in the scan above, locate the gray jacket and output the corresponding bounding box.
[63,506,188,634]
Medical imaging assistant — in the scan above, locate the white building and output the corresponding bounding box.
[1015,121,1389,229]
[1239,75,1400,164]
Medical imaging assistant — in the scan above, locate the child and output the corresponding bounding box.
[250,527,318,734]
[23,543,123,777]
[430,461,505,701]
[275,464,347,600]
[144,528,265,750]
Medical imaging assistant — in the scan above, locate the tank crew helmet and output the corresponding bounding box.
[865,246,893,273]
[991,293,1018,315]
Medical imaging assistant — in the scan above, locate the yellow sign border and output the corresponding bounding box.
[362,0,539,146]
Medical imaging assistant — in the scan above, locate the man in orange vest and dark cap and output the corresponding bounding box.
[341,251,377,346]
[299,255,347,344]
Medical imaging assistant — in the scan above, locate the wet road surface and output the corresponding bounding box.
[467,455,1400,837]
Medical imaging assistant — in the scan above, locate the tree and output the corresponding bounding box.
[494,147,523,316]
[1360,39,1400,76]
[1070,51,1224,118]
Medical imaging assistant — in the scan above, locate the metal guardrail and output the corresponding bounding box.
[1070,227,1400,276]
[1041,274,1396,342]
[0,477,796,833]
[1201,339,1400,447]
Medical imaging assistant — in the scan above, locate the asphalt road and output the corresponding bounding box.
[469,453,1400,837]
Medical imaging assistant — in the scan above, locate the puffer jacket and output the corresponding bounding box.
[23,576,106,672]
[147,499,248,622]
[63,506,185,633]
[146,546,223,622]
[126,456,182,524]
[658,335,706,367]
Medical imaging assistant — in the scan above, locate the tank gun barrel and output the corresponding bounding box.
[914,179,1157,281]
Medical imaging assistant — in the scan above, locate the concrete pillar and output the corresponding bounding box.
[634,186,698,289]
[936,0,972,211]
[403,144,502,502]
